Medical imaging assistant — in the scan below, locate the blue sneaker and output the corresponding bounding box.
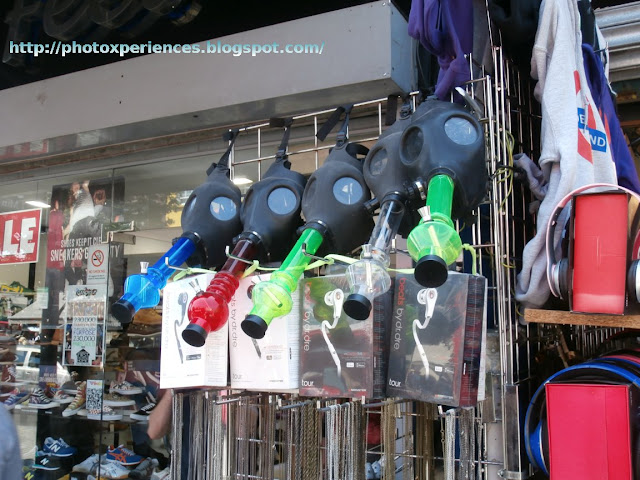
[3,389,29,410]
[106,444,143,466]
[42,437,77,457]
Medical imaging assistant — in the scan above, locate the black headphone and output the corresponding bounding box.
[545,183,640,301]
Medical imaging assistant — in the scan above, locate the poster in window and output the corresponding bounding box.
[63,285,106,367]
[44,176,125,329]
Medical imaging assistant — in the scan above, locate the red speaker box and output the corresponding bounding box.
[546,184,640,314]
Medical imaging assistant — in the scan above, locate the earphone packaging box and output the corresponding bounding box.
[160,273,229,389]
[298,274,392,399]
[386,272,487,407]
[228,273,300,392]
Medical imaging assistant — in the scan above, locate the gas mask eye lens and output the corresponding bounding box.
[401,127,423,164]
[444,116,477,145]
[333,177,363,205]
[267,187,297,215]
[210,196,237,221]
[368,148,388,176]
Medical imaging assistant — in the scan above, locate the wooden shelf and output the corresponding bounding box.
[525,309,640,328]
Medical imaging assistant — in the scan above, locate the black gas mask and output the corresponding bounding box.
[181,119,308,347]
[241,106,374,339]
[111,131,243,324]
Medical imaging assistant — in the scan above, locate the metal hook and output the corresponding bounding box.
[301,243,334,265]
[225,245,255,266]
[164,256,188,271]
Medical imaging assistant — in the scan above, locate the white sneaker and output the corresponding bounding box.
[96,459,131,479]
[87,404,123,421]
[103,392,135,407]
[110,380,142,395]
[151,467,171,480]
[51,389,74,404]
[72,453,103,474]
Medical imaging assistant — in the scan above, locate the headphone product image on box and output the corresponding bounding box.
[322,289,345,376]
[545,183,640,304]
[412,288,438,375]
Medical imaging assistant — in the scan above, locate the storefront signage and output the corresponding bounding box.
[63,284,106,367]
[0,208,41,265]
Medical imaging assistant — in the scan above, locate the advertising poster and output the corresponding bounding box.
[44,176,125,329]
[63,284,106,367]
[70,315,98,365]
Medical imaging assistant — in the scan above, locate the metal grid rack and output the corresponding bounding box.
[164,42,521,479]
[166,11,622,479]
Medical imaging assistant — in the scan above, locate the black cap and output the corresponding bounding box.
[241,315,268,339]
[182,324,208,347]
[111,300,135,324]
[414,255,448,288]
[343,294,372,321]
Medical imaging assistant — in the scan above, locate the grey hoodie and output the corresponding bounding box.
[515,0,617,308]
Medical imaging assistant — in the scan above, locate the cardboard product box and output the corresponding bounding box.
[386,272,487,407]
[160,273,228,389]
[228,273,300,392]
[299,274,392,399]
[546,383,635,480]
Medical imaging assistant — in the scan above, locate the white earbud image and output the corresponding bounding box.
[323,289,345,376]
[412,288,438,374]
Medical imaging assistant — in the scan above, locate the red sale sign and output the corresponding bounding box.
[0,209,42,265]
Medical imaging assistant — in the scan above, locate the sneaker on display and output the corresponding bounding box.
[72,453,103,474]
[106,445,143,466]
[60,371,80,394]
[27,388,59,409]
[62,381,86,417]
[1,364,18,387]
[132,308,162,326]
[150,467,170,480]
[130,402,155,422]
[110,381,143,396]
[87,405,123,421]
[42,437,77,457]
[103,393,136,407]
[126,323,162,338]
[96,459,132,479]
[22,467,42,480]
[3,389,30,410]
[107,314,123,331]
[33,452,61,471]
[50,389,74,404]
[128,457,159,479]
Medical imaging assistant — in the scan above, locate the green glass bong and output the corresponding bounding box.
[241,106,374,338]
[344,93,488,319]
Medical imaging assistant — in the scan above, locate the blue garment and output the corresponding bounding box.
[408,0,473,100]
[582,43,640,193]
[0,407,22,480]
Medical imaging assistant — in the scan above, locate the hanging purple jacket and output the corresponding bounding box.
[408,0,473,100]
[582,43,640,193]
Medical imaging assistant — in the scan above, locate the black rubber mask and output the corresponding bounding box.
[302,141,373,256]
[180,135,243,268]
[404,98,487,220]
[363,106,414,204]
[239,156,307,262]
